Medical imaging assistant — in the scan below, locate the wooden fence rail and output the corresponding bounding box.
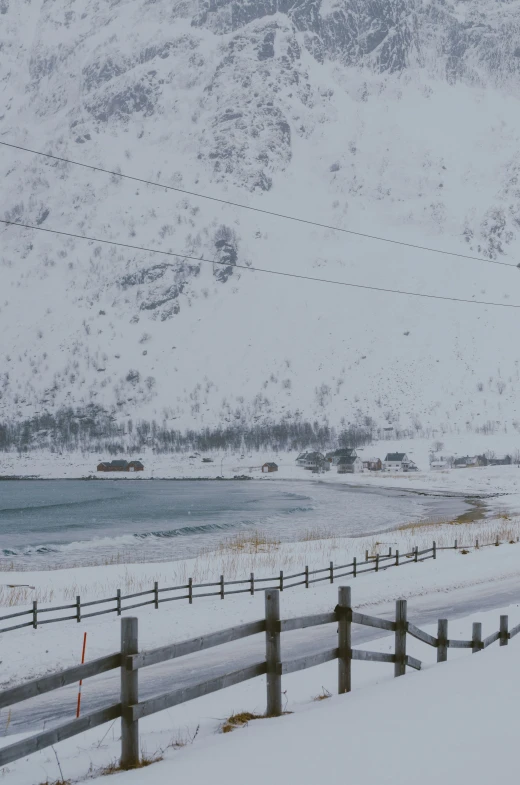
[0,545,435,634]
[2,536,514,636]
[0,584,518,770]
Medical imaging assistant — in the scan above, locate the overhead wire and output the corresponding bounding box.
[1,217,519,309]
[0,139,517,270]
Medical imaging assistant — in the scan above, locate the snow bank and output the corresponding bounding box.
[142,637,520,785]
[3,594,520,785]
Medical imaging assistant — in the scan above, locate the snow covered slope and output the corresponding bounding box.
[2,0,520,439]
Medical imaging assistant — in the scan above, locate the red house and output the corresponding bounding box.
[96,460,144,472]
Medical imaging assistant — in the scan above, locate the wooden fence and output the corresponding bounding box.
[0,583,517,770]
[0,536,511,636]
[0,544,437,634]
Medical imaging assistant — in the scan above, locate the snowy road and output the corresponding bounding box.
[7,577,520,737]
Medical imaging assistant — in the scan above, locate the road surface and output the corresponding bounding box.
[6,577,520,737]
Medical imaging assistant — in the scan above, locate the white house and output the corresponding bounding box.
[384,452,414,472]
[337,456,364,474]
[454,456,480,468]
[296,452,326,470]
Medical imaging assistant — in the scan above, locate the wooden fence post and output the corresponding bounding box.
[394,599,407,677]
[337,586,352,694]
[188,578,193,604]
[120,617,139,769]
[433,541,436,560]
[365,550,369,562]
[353,556,357,577]
[454,539,458,550]
[279,571,284,591]
[265,590,282,717]
[437,619,448,662]
[116,589,121,617]
[32,601,38,630]
[154,582,159,610]
[395,550,399,566]
[305,566,309,589]
[375,554,379,572]
[500,615,509,646]
[414,547,418,563]
[250,573,254,596]
[329,561,334,584]
[472,622,482,653]
[76,596,81,624]
[220,575,225,600]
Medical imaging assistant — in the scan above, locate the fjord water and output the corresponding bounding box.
[0,480,472,568]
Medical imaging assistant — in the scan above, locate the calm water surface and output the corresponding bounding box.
[0,480,473,568]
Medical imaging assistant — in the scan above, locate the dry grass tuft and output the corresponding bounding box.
[98,752,162,775]
[210,532,281,555]
[164,724,200,750]
[38,780,70,785]
[313,687,332,701]
[301,527,336,542]
[3,515,520,611]
[220,711,265,733]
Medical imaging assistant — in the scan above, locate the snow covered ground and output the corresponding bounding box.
[2,541,520,784]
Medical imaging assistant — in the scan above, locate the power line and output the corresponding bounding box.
[2,217,519,309]
[0,139,516,270]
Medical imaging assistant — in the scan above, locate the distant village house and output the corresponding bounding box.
[384,453,417,472]
[337,455,364,474]
[325,448,357,466]
[262,462,278,473]
[97,460,144,472]
[362,458,382,471]
[488,455,512,466]
[296,452,328,470]
[453,456,482,468]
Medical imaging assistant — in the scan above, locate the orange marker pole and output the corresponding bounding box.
[76,632,87,718]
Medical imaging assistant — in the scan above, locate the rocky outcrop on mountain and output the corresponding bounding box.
[2,0,520,436]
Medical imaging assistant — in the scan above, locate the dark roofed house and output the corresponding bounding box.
[262,462,278,473]
[97,459,130,472]
[128,460,144,472]
[454,456,480,468]
[110,460,130,471]
[325,448,357,465]
[337,455,363,474]
[299,452,326,469]
[489,455,512,466]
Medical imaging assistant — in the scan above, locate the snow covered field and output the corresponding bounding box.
[2,542,520,784]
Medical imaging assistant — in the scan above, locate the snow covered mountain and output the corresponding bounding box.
[2,0,520,445]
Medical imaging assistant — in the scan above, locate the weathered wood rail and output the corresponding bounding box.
[3,535,510,636]
[0,544,436,634]
[0,584,518,771]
